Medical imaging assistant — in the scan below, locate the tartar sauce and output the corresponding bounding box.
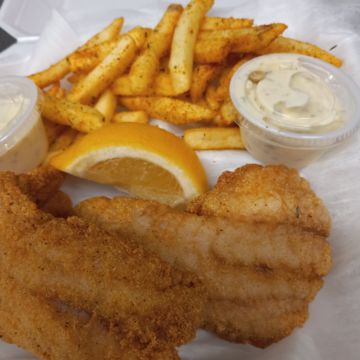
[0,94,30,132]
[0,77,48,173]
[239,55,344,133]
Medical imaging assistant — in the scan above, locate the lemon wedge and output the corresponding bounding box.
[50,123,208,206]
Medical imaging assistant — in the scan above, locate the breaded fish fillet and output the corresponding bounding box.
[74,165,331,347]
[0,169,204,358]
[75,197,331,275]
[187,164,331,236]
[0,274,179,360]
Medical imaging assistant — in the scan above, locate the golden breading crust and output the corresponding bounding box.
[0,273,180,360]
[187,164,331,236]
[74,163,332,348]
[0,169,204,358]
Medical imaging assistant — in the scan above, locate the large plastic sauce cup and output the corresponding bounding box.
[0,76,48,173]
[230,54,360,169]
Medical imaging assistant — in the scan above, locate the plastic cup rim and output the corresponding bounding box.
[230,53,360,148]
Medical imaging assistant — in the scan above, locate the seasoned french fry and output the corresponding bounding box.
[95,90,117,123]
[153,72,184,96]
[68,40,117,74]
[205,85,221,111]
[68,27,151,74]
[67,72,86,84]
[113,111,149,124]
[127,27,153,50]
[74,132,85,143]
[232,24,287,53]
[79,18,123,51]
[29,59,70,89]
[194,37,232,64]
[213,54,254,103]
[190,64,220,102]
[67,33,138,104]
[217,99,238,126]
[184,127,244,150]
[114,71,183,97]
[40,95,105,132]
[120,96,215,125]
[198,24,287,53]
[29,18,124,88]
[45,128,78,162]
[200,17,253,30]
[255,36,343,67]
[115,5,183,95]
[43,119,65,146]
[194,24,286,64]
[46,83,66,99]
[169,0,214,94]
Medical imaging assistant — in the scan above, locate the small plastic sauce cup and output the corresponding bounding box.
[230,54,360,169]
[0,76,48,173]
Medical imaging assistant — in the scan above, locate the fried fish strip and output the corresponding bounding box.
[0,274,179,360]
[0,170,204,352]
[74,165,332,347]
[187,164,331,236]
[75,197,331,275]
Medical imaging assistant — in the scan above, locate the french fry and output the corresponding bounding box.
[217,99,238,126]
[68,40,117,74]
[95,90,117,123]
[184,127,244,150]
[200,17,253,30]
[115,5,183,96]
[68,27,151,74]
[29,59,70,89]
[194,24,285,64]
[152,72,184,96]
[45,128,78,163]
[29,18,124,88]
[67,32,138,104]
[198,24,287,53]
[169,0,214,94]
[114,71,183,97]
[213,54,254,103]
[46,83,66,99]
[74,132,85,143]
[113,111,149,124]
[79,18,123,51]
[119,96,215,125]
[190,64,220,102]
[39,94,106,132]
[194,37,232,64]
[67,72,86,85]
[255,36,343,67]
[43,119,65,146]
[231,24,287,53]
[205,85,221,111]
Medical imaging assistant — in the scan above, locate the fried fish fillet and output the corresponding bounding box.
[74,164,332,347]
[41,190,74,218]
[0,168,204,358]
[187,164,331,236]
[0,274,179,360]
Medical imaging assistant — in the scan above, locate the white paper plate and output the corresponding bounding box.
[1,0,360,359]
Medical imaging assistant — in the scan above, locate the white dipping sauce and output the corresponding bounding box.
[0,77,48,173]
[230,54,360,169]
[239,55,344,133]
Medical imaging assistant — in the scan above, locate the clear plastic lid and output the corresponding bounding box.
[0,76,39,155]
[230,54,360,149]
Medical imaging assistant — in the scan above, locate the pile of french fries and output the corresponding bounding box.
[30,0,342,159]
